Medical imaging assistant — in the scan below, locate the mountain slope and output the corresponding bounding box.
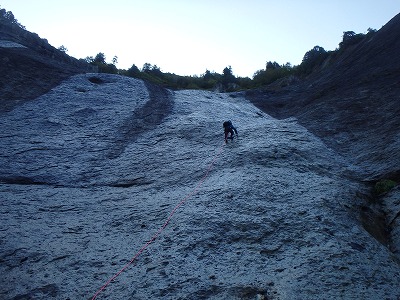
[0,19,92,112]
[1,10,400,300]
[1,74,399,299]
[246,13,400,180]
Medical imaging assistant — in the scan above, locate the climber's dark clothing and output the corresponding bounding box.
[223,121,238,142]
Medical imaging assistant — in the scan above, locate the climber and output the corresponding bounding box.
[223,120,238,143]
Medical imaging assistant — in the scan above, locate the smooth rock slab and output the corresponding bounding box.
[0,75,399,299]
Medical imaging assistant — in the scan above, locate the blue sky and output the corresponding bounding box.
[2,1,399,77]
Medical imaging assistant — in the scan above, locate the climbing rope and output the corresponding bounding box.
[92,142,225,299]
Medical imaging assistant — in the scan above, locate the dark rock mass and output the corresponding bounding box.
[246,13,400,180]
[0,18,93,112]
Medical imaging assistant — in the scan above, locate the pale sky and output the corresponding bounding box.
[2,1,399,77]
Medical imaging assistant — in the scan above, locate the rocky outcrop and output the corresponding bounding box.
[0,20,93,112]
[246,13,400,280]
[246,13,400,180]
[1,74,399,299]
[383,186,400,257]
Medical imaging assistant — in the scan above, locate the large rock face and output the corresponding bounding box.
[246,13,400,277]
[1,74,399,299]
[246,13,400,180]
[0,19,93,112]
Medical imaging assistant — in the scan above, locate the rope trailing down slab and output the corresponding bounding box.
[92,142,225,299]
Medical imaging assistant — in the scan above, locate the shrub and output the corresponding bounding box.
[373,179,397,196]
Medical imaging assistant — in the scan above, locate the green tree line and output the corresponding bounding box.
[2,6,377,92]
[86,28,376,91]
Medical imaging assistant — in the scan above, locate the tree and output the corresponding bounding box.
[142,63,152,73]
[58,45,68,53]
[252,61,294,87]
[112,55,118,65]
[85,56,94,64]
[221,66,237,91]
[339,31,365,49]
[296,45,329,75]
[302,46,326,63]
[85,52,118,74]
[0,7,25,29]
[266,61,280,70]
[203,70,213,81]
[94,52,106,64]
[223,66,233,77]
[150,65,162,76]
[342,31,357,43]
[283,62,292,69]
[126,64,140,77]
[222,66,236,83]
[201,70,217,90]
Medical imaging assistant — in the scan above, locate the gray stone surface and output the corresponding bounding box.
[383,187,400,257]
[1,74,399,299]
[0,40,27,48]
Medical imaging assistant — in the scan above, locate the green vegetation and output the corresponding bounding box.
[253,62,293,87]
[373,179,397,196]
[85,53,118,74]
[1,6,378,92]
[86,27,376,91]
[0,6,25,29]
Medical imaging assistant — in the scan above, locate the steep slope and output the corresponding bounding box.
[0,19,92,112]
[246,13,400,180]
[246,13,400,282]
[1,74,399,299]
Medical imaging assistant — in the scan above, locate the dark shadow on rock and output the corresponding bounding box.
[87,76,105,84]
[245,13,400,180]
[0,47,91,113]
[107,81,174,159]
[0,176,47,185]
[11,284,59,300]
[1,19,93,113]
[107,176,154,188]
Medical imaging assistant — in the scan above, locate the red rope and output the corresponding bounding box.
[92,142,225,299]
